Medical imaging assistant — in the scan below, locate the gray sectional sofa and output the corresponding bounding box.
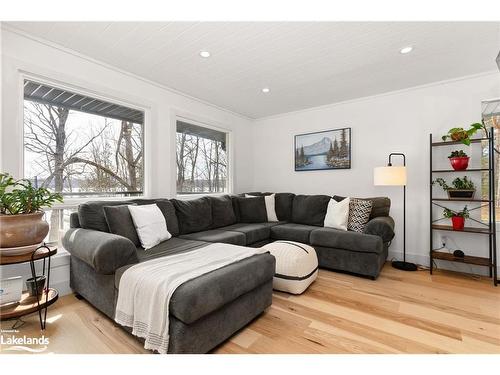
[62,192,394,353]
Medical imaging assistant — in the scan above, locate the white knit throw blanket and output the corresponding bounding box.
[114,243,267,354]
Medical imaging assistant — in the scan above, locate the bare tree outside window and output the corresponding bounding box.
[176,122,228,194]
[23,82,144,242]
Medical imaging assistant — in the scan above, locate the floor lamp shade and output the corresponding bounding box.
[374,166,407,186]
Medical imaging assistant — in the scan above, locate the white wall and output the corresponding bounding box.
[0,27,254,295]
[252,72,500,273]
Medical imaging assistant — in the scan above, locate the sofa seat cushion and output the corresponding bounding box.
[178,229,246,245]
[169,253,275,324]
[310,227,383,254]
[218,223,271,245]
[270,223,318,243]
[114,250,276,325]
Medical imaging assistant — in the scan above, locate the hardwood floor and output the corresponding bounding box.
[1,264,499,354]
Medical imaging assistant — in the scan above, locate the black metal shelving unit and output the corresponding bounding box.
[429,130,498,286]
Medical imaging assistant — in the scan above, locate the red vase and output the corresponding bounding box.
[449,156,470,171]
[451,216,465,231]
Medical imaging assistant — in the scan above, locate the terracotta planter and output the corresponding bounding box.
[449,156,470,171]
[451,216,465,231]
[0,212,49,248]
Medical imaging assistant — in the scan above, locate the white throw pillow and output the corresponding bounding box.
[323,197,350,231]
[128,204,171,249]
[245,193,278,222]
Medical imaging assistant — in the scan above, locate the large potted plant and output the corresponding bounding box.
[448,150,470,171]
[443,206,470,231]
[0,173,63,250]
[433,176,475,200]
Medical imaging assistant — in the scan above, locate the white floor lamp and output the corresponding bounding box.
[374,152,417,271]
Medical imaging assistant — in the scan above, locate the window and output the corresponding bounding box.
[481,98,500,221]
[23,80,145,198]
[23,79,145,244]
[176,120,229,194]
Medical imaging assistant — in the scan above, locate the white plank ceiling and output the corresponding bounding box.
[5,22,500,118]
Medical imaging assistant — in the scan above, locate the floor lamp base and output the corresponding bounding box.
[392,260,418,271]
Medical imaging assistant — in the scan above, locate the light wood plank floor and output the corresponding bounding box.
[1,265,499,354]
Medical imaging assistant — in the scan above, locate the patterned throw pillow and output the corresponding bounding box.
[348,198,373,232]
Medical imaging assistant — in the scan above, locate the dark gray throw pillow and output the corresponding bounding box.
[209,195,237,228]
[103,204,140,246]
[155,199,180,236]
[172,197,213,234]
[235,196,267,223]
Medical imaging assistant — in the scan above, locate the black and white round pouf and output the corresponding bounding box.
[262,240,318,294]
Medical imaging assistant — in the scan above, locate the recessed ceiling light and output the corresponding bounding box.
[262,87,270,93]
[400,46,413,54]
[199,51,210,58]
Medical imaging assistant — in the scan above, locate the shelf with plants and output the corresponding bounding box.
[430,122,498,286]
[0,172,63,329]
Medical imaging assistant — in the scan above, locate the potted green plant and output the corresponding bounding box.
[432,176,475,200]
[443,206,470,231]
[448,150,470,171]
[0,173,63,251]
[441,122,487,145]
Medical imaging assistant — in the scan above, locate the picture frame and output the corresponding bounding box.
[294,127,351,171]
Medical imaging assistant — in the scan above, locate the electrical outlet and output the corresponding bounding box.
[441,235,447,247]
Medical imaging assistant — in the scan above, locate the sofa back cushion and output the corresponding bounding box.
[208,195,237,228]
[234,196,267,223]
[154,199,180,236]
[275,193,295,221]
[172,197,213,234]
[292,194,331,226]
[333,195,390,219]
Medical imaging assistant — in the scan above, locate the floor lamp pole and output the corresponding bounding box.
[388,153,417,271]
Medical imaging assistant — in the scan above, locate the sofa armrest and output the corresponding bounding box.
[363,216,395,243]
[62,228,139,274]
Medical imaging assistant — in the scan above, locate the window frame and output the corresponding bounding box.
[172,112,233,198]
[19,71,151,207]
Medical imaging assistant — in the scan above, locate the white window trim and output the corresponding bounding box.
[18,70,152,208]
[171,111,234,198]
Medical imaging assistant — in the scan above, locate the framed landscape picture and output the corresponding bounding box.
[295,127,351,171]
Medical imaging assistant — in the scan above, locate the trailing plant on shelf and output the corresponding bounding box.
[0,172,63,249]
[443,206,470,231]
[441,122,487,145]
[432,176,475,199]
